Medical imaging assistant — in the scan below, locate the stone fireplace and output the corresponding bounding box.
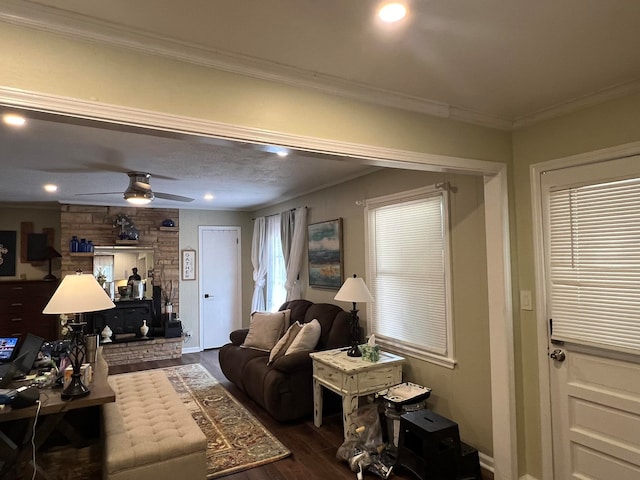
[59,205,182,364]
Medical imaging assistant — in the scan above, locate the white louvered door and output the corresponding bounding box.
[541,156,640,479]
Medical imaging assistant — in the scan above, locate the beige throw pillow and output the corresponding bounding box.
[285,319,321,355]
[242,311,287,352]
[268,321,303,364]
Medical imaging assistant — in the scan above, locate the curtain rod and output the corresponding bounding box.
[252,206,307,221]
[355,181,457,206]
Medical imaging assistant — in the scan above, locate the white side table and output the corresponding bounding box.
[310,348,404,439]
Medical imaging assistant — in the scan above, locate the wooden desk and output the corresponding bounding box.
[0,349,115,479]
[310,348,404,439]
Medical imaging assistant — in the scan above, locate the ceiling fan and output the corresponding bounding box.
[76,171,194,205]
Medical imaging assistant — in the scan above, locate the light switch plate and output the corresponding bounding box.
[520,290,533,311]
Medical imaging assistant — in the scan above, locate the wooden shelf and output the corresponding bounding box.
[115,239,139,245]
[69,252,94,257]
[159,227,179,232]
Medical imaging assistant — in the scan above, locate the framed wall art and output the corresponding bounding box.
[182,249,196,281]
[0,231,17,277]
[308,218,343,289]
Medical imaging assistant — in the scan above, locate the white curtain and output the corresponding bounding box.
[282,207,308,301]
[251,216,267,312]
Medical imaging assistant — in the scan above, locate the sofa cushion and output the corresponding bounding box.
[268,321,303,364]
[242,310,288,351]
[285,319,321,355]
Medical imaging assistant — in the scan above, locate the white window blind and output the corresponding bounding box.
[548,176,640,353]
[366,187,453,364]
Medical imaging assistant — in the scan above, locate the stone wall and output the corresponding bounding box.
[102,337,183,366]
[59,205,180,311]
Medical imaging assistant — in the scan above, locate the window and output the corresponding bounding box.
[547,176,640,353]
[265,216,287,312]
[366,186,454,367]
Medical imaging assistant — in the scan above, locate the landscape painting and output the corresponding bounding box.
[308,218,343,289]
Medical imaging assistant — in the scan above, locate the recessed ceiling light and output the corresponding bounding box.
[276,150,289,158]
[44,184,58,192]
[3,113,26,127]
[204,194,214,201]
[378,3,407,23]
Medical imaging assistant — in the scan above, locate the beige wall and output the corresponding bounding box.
[253,167,492,455]
[0,203,61,280]
[512,92,640,479]
[178,210,253,349]
[0,23,511,164]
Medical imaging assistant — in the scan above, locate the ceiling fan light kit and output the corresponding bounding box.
[124,189,154,205]
[76,171,195,205]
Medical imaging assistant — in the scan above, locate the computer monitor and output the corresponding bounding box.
[14,333,44,376]
[0,337,19,362]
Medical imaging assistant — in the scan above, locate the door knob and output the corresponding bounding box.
[204,293,211,298]
[549,349,566,362]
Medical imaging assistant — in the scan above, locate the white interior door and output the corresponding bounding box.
[541,156,640,479]
[199,226,242,349]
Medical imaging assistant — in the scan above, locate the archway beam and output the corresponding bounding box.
[0,85,517,479]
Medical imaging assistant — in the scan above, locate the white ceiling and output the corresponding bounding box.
[1,0,639,209]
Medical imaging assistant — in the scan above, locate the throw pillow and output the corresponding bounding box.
[241,311,287,352]
[268,321,303,364]
[285,319,321,355]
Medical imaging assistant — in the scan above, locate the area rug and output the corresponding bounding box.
[38,363,290,480]
[162,363,291,478]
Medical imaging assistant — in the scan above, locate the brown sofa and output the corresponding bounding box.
[218,299,352,422]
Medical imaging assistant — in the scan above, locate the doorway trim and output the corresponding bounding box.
[530,140,640,479]
[0,86,516,479]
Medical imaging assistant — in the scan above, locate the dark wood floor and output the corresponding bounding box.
[110,349,492,480]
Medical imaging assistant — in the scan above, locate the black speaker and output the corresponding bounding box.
[152,285,163,335]
[13,386,39,408]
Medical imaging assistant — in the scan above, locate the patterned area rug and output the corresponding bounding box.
[163,363,291,478]
[38,363,289,479]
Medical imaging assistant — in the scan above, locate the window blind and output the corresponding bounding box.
[548,177,640,352]
[367,190,451,357]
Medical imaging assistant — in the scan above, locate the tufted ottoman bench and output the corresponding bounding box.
[103,370,207,480]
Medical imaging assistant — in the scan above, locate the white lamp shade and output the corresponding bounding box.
[43,273,116,314]
[334,275,374,303]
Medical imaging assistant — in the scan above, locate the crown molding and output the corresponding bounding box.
[6,1,633,132]
[513,79,640,129]
[0,0,514,131]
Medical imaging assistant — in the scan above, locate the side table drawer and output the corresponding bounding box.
[314,363,345,391]
[351,365,402,394]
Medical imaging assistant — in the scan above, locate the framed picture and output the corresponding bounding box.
[182,249,196,281]
[308,218,343,289]
[0,231,17,277]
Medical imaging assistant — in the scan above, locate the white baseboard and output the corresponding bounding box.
[478,451,493,473]
[182,346,201,354]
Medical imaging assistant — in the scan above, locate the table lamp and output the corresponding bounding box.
[42,246,62,281]
[334,274,374,357]
[43,270,115,399]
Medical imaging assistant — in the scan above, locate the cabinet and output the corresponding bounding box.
[86,299,156,341]
[0,280,59,341]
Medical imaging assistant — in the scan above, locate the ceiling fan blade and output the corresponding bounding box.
[133,181,152,190]
[75,192,122,196]
[154,192,195,202]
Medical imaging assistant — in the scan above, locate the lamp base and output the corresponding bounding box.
[61,373,90,400]
[347,342,362,357]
